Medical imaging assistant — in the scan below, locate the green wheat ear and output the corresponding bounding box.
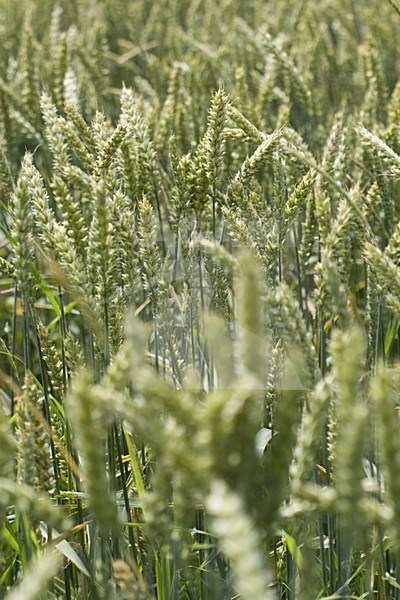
[0,409,15,480]
[331,327,369,562]
[9,168,37,301]
[66,371,118,531]
[206,479,274,600]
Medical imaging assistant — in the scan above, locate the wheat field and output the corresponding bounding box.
[1,0,400,598]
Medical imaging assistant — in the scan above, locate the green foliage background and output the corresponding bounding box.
[1,0,400,598]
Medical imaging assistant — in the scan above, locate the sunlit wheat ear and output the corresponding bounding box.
[206,479,274,600]
[300,192,319,281]
[283,168,316,233]
[314,187,362,321]
[264,339,285,427]
[329,209,363,293]
[156,62,189,154]
[36,320,64,396]
[193,88,229,228]
[86,179,120,345]
[203,88,228,184]
[0,149,13,203]
[364,241,400,313]
[9,169,36,301]
[227,103,265,144]
[222,202,264,264]
[314,259,348,325]
[230,128,282,190]
[138,194,162,307]
[15,374,55,494]
[315,113,345,237]
[386,79,400,151]
[22,152,64,258]
[265,282,318,390]
[385,218,400,265]
[21,154,91,310]
[201,242,234,320]
[14,374,41,489]
[356,123,400,178]
[120,86,161,205]
[40,92,69,170]
[58,115,95,173]
[290,377,330,492]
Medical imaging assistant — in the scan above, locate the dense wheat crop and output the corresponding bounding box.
[2,0,400,598]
